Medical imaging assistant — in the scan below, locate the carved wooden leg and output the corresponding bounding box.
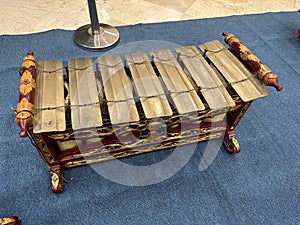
[294,28,300,38]
[50,165,64,193]
[0,216,18,225]
[223,128,240,154]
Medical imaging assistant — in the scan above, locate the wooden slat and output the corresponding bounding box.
[199,40,268,102]
[150,49,205,114]
[175,46,235,109]
[98,55,139,124]
[33,60,66,133]
[68,58,102,129]
[125,52,172,118]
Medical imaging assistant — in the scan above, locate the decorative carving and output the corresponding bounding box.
[223,128,240,154]
[28,130,56,164]
[50,165,64,193]
[19,70,36,94]
[22,53,36,68]
[0,216,18,225]
[15,98,34,117]
[223,32,282,91]
[15,51,36,137]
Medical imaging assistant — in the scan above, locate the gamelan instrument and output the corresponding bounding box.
[14,33,282,192]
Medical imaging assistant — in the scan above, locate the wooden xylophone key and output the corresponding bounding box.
[150,49,205,114]
[33,60,66,133]
[175,46,235,110]
[98,54,139,124]
[68,57,102,130]
[125,52,173,119]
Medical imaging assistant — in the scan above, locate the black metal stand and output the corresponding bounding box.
[73,0,119,50]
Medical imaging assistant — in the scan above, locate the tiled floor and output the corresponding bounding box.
[0,0,299,35]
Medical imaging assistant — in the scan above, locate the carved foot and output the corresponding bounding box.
[223,129,240,154]
[294,28,300,38]
[0,216,18,225]
[50,165,64,193]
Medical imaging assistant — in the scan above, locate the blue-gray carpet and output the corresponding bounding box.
[1,11,300,224]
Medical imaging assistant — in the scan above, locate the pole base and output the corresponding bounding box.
[73,23,120,51]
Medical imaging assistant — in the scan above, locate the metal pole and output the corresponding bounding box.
[88,0,100,33]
